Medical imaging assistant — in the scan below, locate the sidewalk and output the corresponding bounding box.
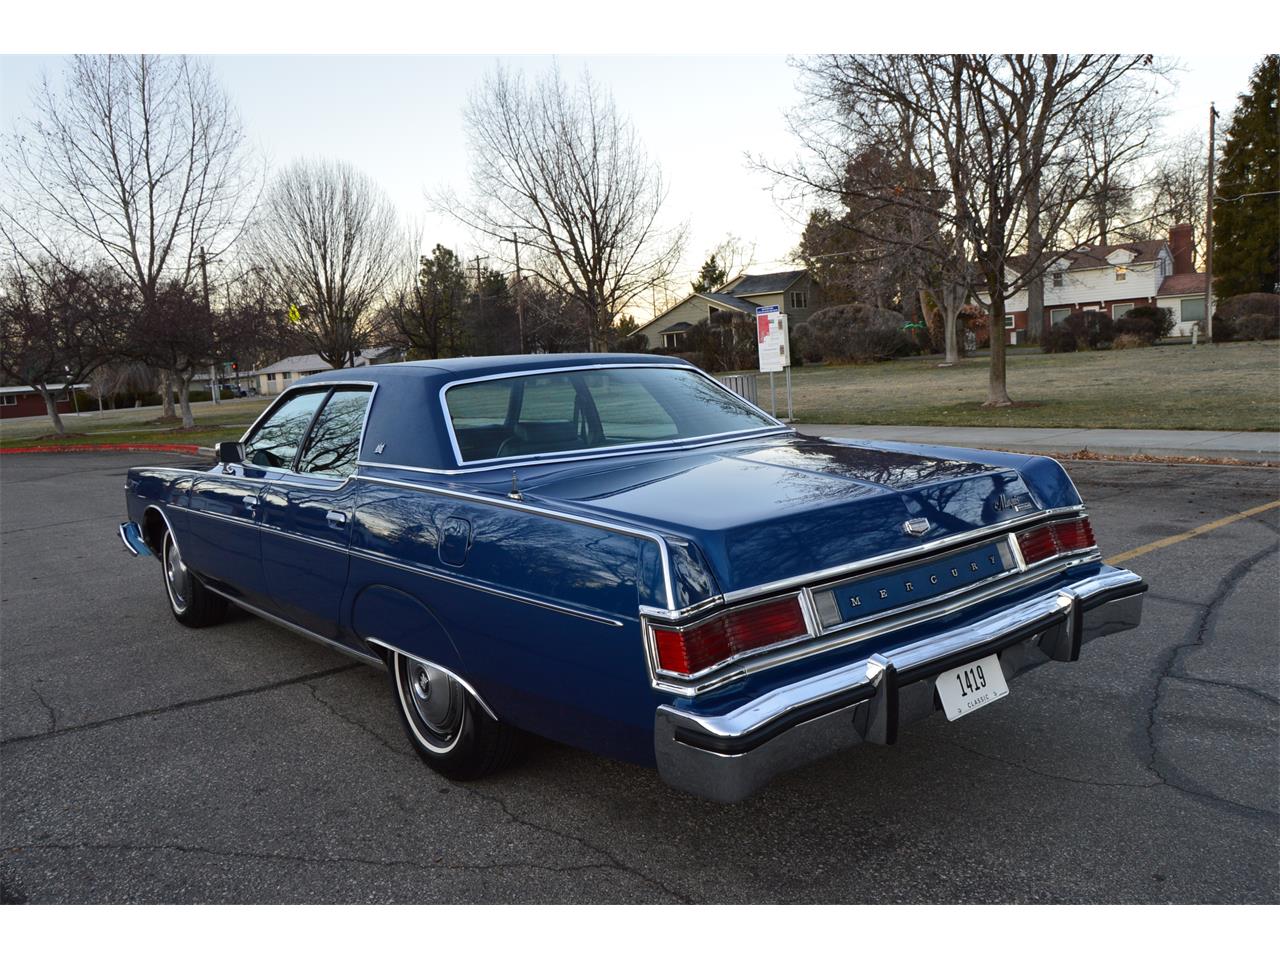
[795,423,1280,463]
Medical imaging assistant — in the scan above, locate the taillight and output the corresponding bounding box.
[651,595,809,677]
[1016,516,1097,566]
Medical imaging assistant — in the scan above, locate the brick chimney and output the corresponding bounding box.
[1169,223,1195,275]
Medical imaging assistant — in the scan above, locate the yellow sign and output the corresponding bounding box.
[287,304,302,325]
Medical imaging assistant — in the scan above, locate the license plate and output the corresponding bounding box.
[936,654,1009,721]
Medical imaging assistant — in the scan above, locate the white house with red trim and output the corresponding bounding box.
[1000,224,1212,343]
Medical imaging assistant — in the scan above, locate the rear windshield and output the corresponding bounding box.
[444,366,778,464]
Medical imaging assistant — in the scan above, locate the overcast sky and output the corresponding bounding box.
[0,53,1264,314]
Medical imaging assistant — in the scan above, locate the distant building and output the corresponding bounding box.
[633,270,822,350]
[250,345,404,396]
[0,383,87,420]
[1001,224,1212,343]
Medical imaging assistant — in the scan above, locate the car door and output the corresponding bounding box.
[185,388,329,609]
[259,385,373,640]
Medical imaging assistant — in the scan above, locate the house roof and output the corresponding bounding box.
[662,321,694,333]
[0,383,89,396]
[699,292,761,313]
[252,346,399,376]
[725,270,808,296]
[1158,272,1210,297]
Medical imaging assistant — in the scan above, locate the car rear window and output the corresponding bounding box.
[444,366,778,464]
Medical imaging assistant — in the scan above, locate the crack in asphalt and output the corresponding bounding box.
[1141,544,1279,824]
[938,738,1158,789]
[0,665,361,749]
[0,839,624,885]
[303,681,412,758]
[300,675,691,903]
[2,513,126,535]
[29,684,59,733]
[1166,673,1280,709]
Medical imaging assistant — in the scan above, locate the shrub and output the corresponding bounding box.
[792,303,914,363]
[1041,326,1078,353]
[1061,310,1111,349]
[1111,333,1149,350]
[1115,305,1174,342]
[1237,313,1280,341]
[1217,292,1280,324]
[1210,314,1237,343]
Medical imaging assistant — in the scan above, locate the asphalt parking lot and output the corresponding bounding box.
[1,451,1276,904]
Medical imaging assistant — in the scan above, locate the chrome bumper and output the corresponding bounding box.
[118,521,153,557]
[654,565,1146,803]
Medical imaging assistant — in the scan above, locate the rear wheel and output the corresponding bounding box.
[161,528,226,627]
[388,651,519,780]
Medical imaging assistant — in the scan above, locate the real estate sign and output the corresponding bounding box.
[756,305,790,373]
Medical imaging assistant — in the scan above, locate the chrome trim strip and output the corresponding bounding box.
[349,546,627,628]
[355,425,794,477]
[167,503,258,529]
[645,552,1100,697]
[202,583,384,667]
[717,505,1087,607]
[436,362,787,471]
[118,521,147,557]
[361,475,676,610]
[363,637,499,721]
[259,524,350,554]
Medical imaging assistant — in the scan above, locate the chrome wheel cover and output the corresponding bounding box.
[164,533,190,612]
[397,656,465,752]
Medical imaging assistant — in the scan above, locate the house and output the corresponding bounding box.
[634,270,822,351]
[250,345,405,396]
[1001,224,1212,343]
[0,383,88,420]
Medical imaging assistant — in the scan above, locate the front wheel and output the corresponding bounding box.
[161,528,226,627]
[388,651,519,780]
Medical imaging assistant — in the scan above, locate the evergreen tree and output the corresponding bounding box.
[1214,55,1280,298]
[692,254,728,293]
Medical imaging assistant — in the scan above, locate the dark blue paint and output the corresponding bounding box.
[122,355,1099,768]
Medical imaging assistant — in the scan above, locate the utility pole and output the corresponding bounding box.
[200,247,220,404]
[512,233,526,353]
[1204,103,1217,342]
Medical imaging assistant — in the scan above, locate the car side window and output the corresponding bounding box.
[296,388,372,478]
[242,390,327,469]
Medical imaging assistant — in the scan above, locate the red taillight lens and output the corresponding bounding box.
[1053,517,1096,553]
[1017,517,1097,566]
[652,596,809,677]
[1016,525,1058,565]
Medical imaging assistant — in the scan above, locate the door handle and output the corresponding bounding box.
[325,510,347,529]
[242,495,258,512]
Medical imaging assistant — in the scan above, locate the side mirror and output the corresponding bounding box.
[215,441,244,464]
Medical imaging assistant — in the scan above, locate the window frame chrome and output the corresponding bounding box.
[435,362,787,471]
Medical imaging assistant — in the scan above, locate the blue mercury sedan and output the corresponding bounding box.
[118,354,1146,802]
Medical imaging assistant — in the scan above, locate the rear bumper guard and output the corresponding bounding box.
[654,565,1146,803]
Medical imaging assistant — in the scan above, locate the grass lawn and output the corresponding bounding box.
[0,396,272,450]
[775,341,1280,431]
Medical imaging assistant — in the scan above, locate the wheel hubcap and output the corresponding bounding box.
[165,536,190,608]
[403,660,463,744]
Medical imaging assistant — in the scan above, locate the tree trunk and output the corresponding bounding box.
[178,373,196,429]
[1026,276,1044,344]
[984,285,1013,407]
[942,283,962,365]
[1025,180,1045,344]
[35,385,67,435]
[159,369,176,419]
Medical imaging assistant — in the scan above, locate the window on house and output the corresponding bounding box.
[1180,297,1206,324]
[266,373,277,383]
[1003,315,1015,329]
[1049,308,1071,325]
[1052,272,1064,288]
[662,332,686,349]
[1111,302,1134,319]
[789,290,808,310]
[1115,264,1127,281]
[0,395,17,406]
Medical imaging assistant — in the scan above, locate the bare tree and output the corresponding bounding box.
[443,65,685,351]
[764,55,1164,404]
[1136,132,1212,266]
[251,159,400,368]
[0,256,132,434]
[2,54,258,418]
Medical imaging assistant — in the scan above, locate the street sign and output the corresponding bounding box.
[756,306,790,373]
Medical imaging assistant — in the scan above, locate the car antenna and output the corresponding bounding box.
[509,471,523,501]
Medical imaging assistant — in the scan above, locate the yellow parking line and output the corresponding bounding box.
[1105,499,1280,565]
